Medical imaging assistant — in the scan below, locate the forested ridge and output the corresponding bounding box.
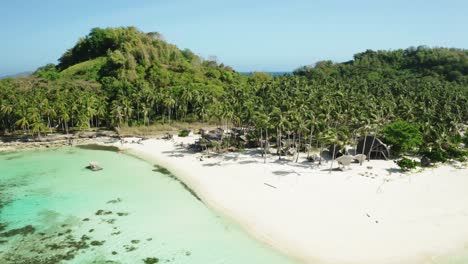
[0,26,467,159]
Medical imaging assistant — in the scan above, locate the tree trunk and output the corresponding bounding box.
[367,133,378,161]
[319,143,324,165]
[276,127,280,158]
[307,124,313,158]
[278,129,282,160]
[296,132,300,162]
[330,144,336,174]
[47,116,51,133]
[264,129,268,164]
[260,128,264,157]
[60,119,64,133]
[360,133,368,165]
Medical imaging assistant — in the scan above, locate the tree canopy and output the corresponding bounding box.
[0,27,467,159]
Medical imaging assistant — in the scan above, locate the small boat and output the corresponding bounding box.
[86,161,103,171]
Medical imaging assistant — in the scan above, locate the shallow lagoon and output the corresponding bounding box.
[0,147,302,264]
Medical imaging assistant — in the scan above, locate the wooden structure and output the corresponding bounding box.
[356,136,390,160]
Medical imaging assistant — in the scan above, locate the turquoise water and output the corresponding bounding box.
[0,147,302,264]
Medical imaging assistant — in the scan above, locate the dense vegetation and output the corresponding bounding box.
[0,27,467,161]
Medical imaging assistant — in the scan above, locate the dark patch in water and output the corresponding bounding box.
[124,244,137,252]
[153,164,202,202]
[178,181,202,202]
[95,209,112,215]
[102,218,116,224]
[153,164,171,175]
[0,179,30,212]
[4,155,23,161]
[116,212,129,216]
[91,260,121,264]
[76,144,119,152]
[0,225,35,237]
[143,257,159,264]
[107,198,122,204]
[0,224,92,264]
[0,151,18,156]
[90,240,105,246]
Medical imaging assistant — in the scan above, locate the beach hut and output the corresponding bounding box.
[356,136,390,160]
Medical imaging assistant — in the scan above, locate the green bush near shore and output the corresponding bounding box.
[395,158,419,171]
[383,121,423,156]
[178,130,189,137]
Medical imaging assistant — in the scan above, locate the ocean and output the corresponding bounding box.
[0,147,301,264]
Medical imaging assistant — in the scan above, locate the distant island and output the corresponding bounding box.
[0,71,32,79]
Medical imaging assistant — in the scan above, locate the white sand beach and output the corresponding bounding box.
[120,135,468,264]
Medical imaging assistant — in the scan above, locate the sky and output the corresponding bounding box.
[1,0,467,75]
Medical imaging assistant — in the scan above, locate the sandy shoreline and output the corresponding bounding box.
[3,135,467,263]
[116,135,468,264]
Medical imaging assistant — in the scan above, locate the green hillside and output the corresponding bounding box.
[0,27,467,161]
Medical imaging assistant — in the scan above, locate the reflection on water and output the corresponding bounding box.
[76,144,120,152]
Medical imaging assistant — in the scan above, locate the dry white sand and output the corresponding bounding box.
[120,135,468,264]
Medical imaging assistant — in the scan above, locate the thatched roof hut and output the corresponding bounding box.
[356,136,390,160]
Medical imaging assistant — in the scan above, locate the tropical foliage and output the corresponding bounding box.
[0,27,467,161]
[382,121,423,155]
[395,158,419,171]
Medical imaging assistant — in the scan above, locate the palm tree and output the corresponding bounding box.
[111,101,124,128]
[295,114,309,162]
[271,108,289,160]
[1,103,13,133]
[163,96,176,123]
[15,116,29,134]
[318,129,341,173]
[358,123,372,165]
[253,111,270,163]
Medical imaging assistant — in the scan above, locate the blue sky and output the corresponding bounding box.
[1,0,467,75]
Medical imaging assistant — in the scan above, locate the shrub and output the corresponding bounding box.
[419,147,448,163]
[395,158,418,171]
[463,134,468,146]
[445,145,467,161]
[178,130,189,137]
[383,120,423,155]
